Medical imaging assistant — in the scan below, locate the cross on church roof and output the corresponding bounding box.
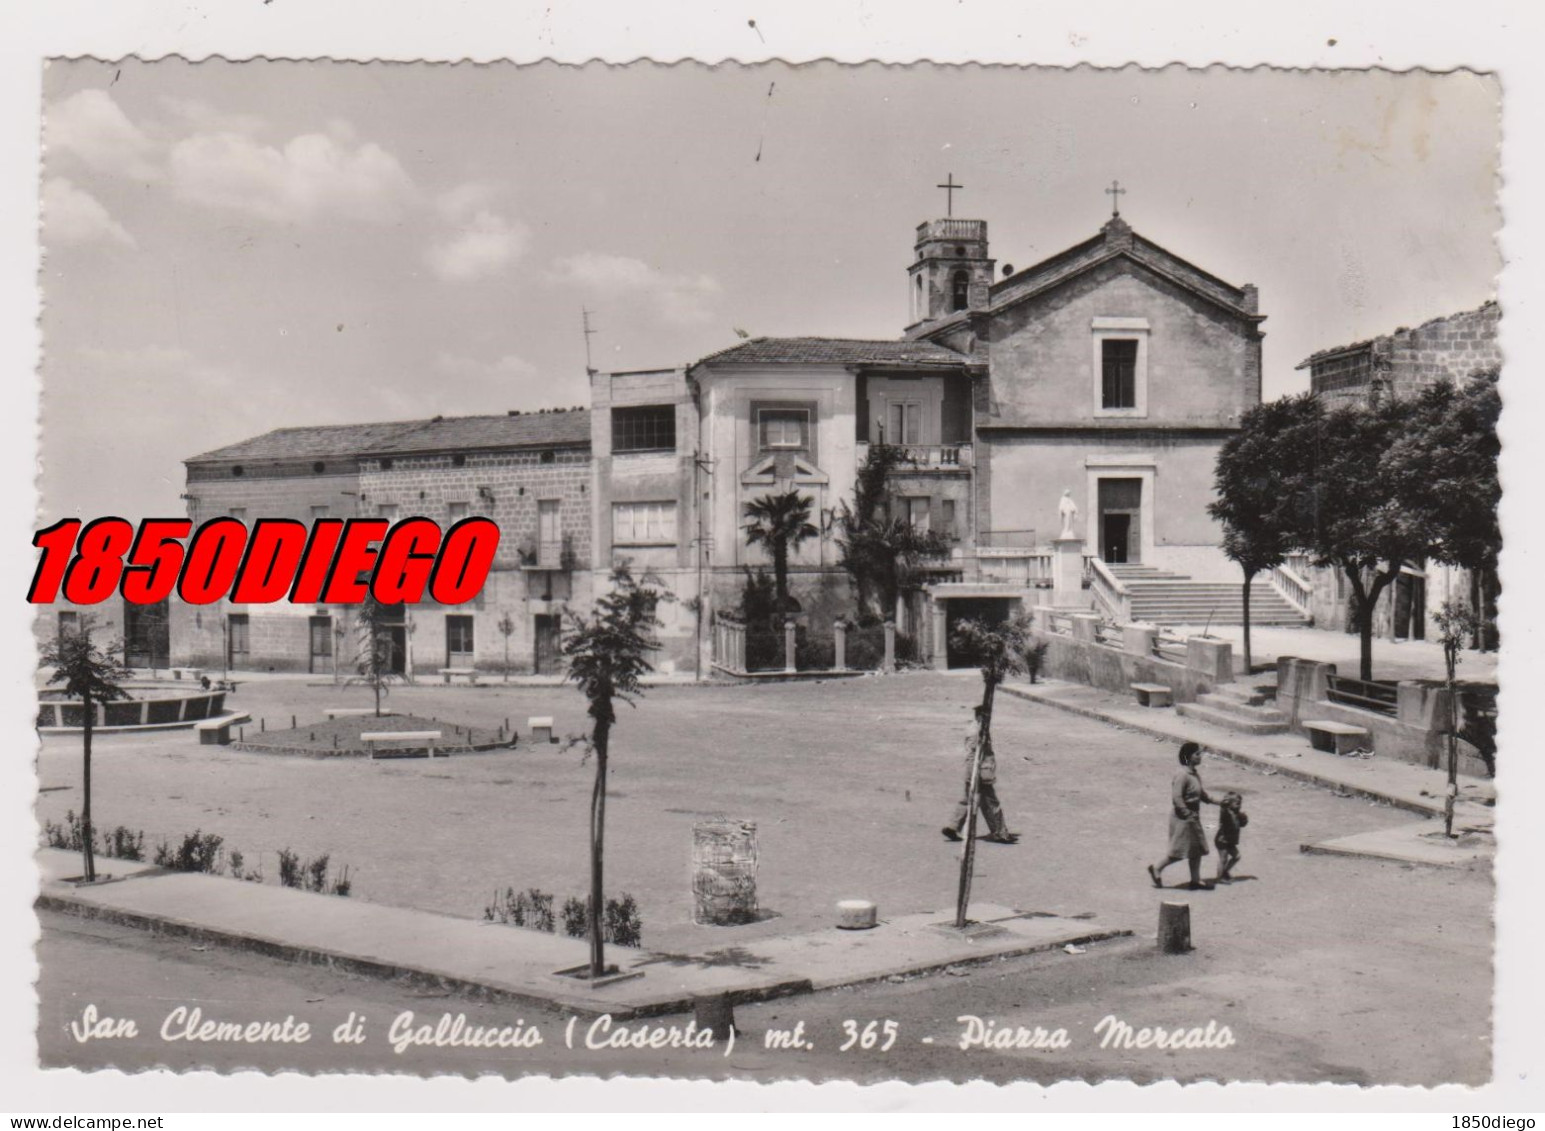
[1105,179,1127,218]
[936,173,964,218]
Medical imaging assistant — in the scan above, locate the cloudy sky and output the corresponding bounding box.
[38,60,1500,522]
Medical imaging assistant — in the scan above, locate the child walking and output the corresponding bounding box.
[1214,791,1248,882]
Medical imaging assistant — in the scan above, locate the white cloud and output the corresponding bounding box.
[46,89,161,180]
[168,127,417,224]
[434,351,538,379]
[426,182,528,282]
[551,251,721,326]
[43,177,135,247]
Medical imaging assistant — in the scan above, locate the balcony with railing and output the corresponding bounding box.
[916,218,988,243]
[855,441,972,472]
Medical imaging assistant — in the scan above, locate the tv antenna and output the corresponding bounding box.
[581,308,599,375]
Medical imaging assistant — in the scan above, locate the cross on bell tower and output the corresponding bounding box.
[1105,179,1127,218]
[936,173,964,218]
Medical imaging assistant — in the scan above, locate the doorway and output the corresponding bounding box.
[534,614,562,674]
[123,598,171,670]
[1098,478,1142,564]
[308,615,333,674]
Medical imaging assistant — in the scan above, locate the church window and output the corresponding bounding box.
[231,465,244,477]
[613,501,677,545]
[1101,339,1139,409]
[759,408,810,451]
[951,270,970,312]
[313,461,326,474]
[886,401,922,445]
[612,405,676,453]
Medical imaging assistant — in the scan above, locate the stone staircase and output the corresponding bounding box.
[1106,564,1308,627]
[1175,682,1291,735]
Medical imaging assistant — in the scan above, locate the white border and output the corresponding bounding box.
[3,0,1541,1117]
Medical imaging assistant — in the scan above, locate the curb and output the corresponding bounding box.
[999,684,1442,818]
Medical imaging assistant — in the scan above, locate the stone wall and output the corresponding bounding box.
[1386,302,1502,400]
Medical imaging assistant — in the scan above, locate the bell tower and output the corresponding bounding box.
[908,217,994,326]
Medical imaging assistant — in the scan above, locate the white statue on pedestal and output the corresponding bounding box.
[1057,489,1079,540]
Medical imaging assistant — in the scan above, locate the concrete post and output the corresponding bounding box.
[883,621,896,672]
[1031,606,1053,633]
[1185,637,1234,684]
[1158,901,1192,954]
[1071,612,1101,644]
[783,619,797,673]
[834,621,847,671]
[931,600,949,671]
[1123,624,1157,657]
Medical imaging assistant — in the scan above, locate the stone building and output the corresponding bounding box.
[1294,301,1501,641]
[170,409,592,676]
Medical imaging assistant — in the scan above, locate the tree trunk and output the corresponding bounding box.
[954,676,998,928]
[1444,669,1459,837]
[1241,569,1255,674]
[81,688,95,882]
[773,544,789,613]
[589,716,611,977]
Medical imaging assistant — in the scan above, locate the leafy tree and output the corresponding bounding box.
[1381,370,1501,647]
[948,613,1036,928]
[349,596,401,716]
[1209,394,1320,673]
[836,444,951,621]
[742,489,818,620]
[1266,396,1429,680]
[40,620,132,882]
[562,562,669,977]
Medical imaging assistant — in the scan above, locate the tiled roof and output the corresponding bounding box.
[362,411,591,455]
[695,337,973,367]
[186,420,425,464]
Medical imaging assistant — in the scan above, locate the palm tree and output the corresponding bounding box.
[742,490,818,619]
[40,620,131,882]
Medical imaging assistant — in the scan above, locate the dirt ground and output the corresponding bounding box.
[34,671,1493,1084]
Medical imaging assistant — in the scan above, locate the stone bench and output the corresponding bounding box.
[324,708,379,720]
[1130,682,1174,709]
[528,715,555,744]
[170,667,203,681]
[1303,719,1371,756]
[194,713,251,746]
[361,730,444,759]
[439,668,480,685]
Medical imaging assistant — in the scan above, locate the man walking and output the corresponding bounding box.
[943,708,1019,845]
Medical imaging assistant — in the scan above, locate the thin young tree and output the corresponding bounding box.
[1433,599,1481,838]
[497,611,516,682]
[350,595,400,716]
[1209,395,1319,673]
[948,613,1036,928]
[742,489,818,620]
[562,563,669,977]
[40,620,132,882]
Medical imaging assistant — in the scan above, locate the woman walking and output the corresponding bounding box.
[1148,741,1217,890]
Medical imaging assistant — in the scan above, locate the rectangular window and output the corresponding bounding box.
[902,496,931,532]
[57,610,78,639]
[446,615,474,658]
[759,408,810,450]
[941,498,957,540]
[1101,339,1138,409]
[447,501,469,522]
[887,402,922,445]
[227,614,250,659]
[376,503,400,522]
[228,507,247,522]
[310,505,330,521]
[613,501,678,545]
[612,405,677,453]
